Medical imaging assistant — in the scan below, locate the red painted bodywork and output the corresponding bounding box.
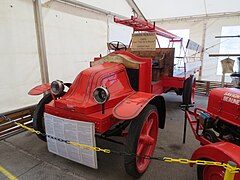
[191,142,240,179]
[111,51,152,93]
[207,88,240,126]
[113,92,156,120]
[152,76,186,94]
[114,16,179,40]
[30,49,192,133]
[28,83,50,95]
[187,88,240,145]
[45,62,135,133]
[42,50,170,133]
[186,88,240,176]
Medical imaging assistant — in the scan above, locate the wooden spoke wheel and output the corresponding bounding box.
[124,104,159,178]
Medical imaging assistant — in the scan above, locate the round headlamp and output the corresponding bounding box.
[93,86,110,104]
[50,80,64,96]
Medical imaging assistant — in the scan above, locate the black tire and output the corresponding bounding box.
[197,158,208,180]
[182,75,195,105]
[202,129,219,143]
[124,104,158,178]
[33,93,53,141]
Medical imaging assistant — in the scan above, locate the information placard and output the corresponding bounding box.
[131,32,156,51]
[44,113,98,169]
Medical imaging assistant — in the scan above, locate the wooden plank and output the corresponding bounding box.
[209,54,240,57]
[0,117,32,132]
[0,110,31,124]
[0,122,33,138]
[196,80,233,96]
[0,105,35,124]
[2,105,35,116]
[0,105,35,139]
[128,48,175,80]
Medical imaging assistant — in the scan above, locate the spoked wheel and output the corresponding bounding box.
[33,93,53,141]
[197,159,225,180]
[124,104,159,178]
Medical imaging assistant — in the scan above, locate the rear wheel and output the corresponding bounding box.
[197,159,225,180]
[182,75,195,105]
[33,93,53,141]
[124,104,159,178]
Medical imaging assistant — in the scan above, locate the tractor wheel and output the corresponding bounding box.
[197,159,225,180]
[124,104,159,178]
[182,75,195,105]
[202,129,219,143]
[33,93,53,141]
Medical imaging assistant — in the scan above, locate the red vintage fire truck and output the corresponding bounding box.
[29,16,201,178]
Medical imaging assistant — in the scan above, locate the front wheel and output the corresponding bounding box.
[33,93,53,141]
[197,159,225,180]
[124,104,159,178]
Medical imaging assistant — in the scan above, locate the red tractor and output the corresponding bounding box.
[29,16,199,178]
[185,70,240,179]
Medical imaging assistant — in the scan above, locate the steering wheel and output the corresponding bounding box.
[108,41,127,51]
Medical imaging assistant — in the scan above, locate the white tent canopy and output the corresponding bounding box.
[72,0,240,20]
[135,0,240,20]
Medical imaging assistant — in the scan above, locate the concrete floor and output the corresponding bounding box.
[0,92,208,180]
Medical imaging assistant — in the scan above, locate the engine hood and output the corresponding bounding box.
[208,88,240,126]
[48,62,134,114]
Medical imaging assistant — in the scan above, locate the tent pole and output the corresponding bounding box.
[33,0,49,84]
[125,0,146,21]
[199,21,207,80]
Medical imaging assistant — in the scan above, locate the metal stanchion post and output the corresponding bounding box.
[224,161,237,180]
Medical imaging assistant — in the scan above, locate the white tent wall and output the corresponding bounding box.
[108,16,132,46]
[0,0,41,113]
[156,14,240,82]
[42,1,108,82]
[203,16,240,82]
[0,0,114,113]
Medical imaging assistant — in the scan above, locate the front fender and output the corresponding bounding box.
[191,142,240,167]
[113,92,166,128]
[28,83,50,95]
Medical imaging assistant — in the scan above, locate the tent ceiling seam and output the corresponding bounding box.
[50,0,128,19]
[151,11,240,23]
[203,0,208,16]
